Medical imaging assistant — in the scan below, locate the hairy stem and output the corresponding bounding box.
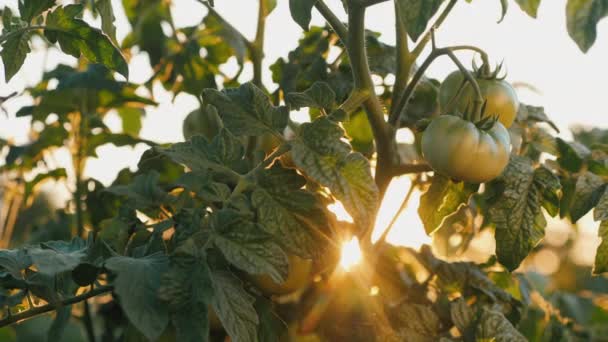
[389,46,484,126]
[345,3,394,194]
[314,1,348,44]
[0,286,113,328]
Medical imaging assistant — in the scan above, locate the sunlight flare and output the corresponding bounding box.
[371,176,431,248]
[340,237,363,272]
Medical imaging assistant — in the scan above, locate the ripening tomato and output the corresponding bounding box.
[421,115,511,183]
[252,254,313,295]
[438,70,519,128]
[182,105,223,141]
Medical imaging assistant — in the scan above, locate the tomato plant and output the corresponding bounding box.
[0,0,607,341]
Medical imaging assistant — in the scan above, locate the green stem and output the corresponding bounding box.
[345,2,394,194]
[0,286,113,328]
[410,0,458,58]
[0,26,45,44]
[389,46,484,126]
[314,1,348,44]
[390,1,413,119]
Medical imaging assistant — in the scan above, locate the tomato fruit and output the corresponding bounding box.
[182,105,223,141]
[438,70,519,128]
[421,115,511,183]
[252,254,313,295]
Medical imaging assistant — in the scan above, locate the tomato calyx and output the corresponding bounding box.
[472,59,506,81]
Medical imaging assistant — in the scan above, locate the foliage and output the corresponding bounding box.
[0,0,607,341]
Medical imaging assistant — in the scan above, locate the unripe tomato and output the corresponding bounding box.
[252,254,313,295]
[421,115,511,183]
[182,105,223,141]
[438,70,519,128]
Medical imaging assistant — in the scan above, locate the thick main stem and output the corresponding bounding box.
[345,4,394,194]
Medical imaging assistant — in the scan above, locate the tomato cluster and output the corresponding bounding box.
[420,69,518,183]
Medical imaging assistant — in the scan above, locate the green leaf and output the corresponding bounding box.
[514,0,541,18]
[202,14,248,64]
[203,83,288,137]
[556,138,591,173]
[0,249,32,278]
[107,171,174,211]
[251,164,328,258]
[566,0,608,52]
[44,5,128,78]
[23,168,67,201]
[27,238,88,275]
[418,175,475,235]
[211,209,288,283]
[291,117,379,232]
[105,253,170,341]
[285,81,336,111]
[210,271,259,342]
[1,30,32,82]
[593,221,608,274]
[393,303,440,340]
[289,0,318,31]
[488,156,557,271]
[476,306,527,341]
[594,187,608,221]
[47,306,72,341]
[159,129,245,175]
[255,298,287,342]
[95,0,117,44]
[395,0,445,42]
[569,172,605,222]
[117,107,143,136]
[18,0,55,22]
[176,171,232,203]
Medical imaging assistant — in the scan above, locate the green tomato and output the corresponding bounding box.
[438,70,519,128]
[421,115,511,183]
[182,105,223,141]
[251,254,313,296]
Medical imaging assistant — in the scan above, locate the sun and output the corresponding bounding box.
[339,237,363,271]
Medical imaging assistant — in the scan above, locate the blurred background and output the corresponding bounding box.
[0,2,608,338]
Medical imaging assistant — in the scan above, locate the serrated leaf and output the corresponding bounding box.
[210,271,259,342]
[211,209,288,283]
[203,10,248,63]
[95,0,117,44]
[176,171,232,203]
[27,238,88,275]
[594,187,608,221]
[593,221,608,274]
[488,156,552,271]
[514,0,540,18]
[570,172,605,222]
[256,297,287,342]
[291,118,378,231]
[18,0,55,22]
[393,303,440,338]
[556,138,591,172]
[203,83,288,137]
[251,164,327,259]
[107,171,174,211]
[0,249,32,278]
[476,307,527,341]
[44,5,128,78]
[286,81,336,111]
[160,129,244,175]
[450,298,475,334]
[566,0,608,53]
[418,175,475,235]
[105,253,170,341]
[289,0,318,31]
[1,30,32,82]
[395,0,445,41]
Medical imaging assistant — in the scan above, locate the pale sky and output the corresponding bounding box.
[1,0,607,183]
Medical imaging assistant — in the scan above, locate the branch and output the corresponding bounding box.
[388,44,485,127]
[390,1,412,117]
[314,0,348,44]
[0,286,113,328]
[391,163,432,176]
[411,0,458,58]
[365,0,390,6]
